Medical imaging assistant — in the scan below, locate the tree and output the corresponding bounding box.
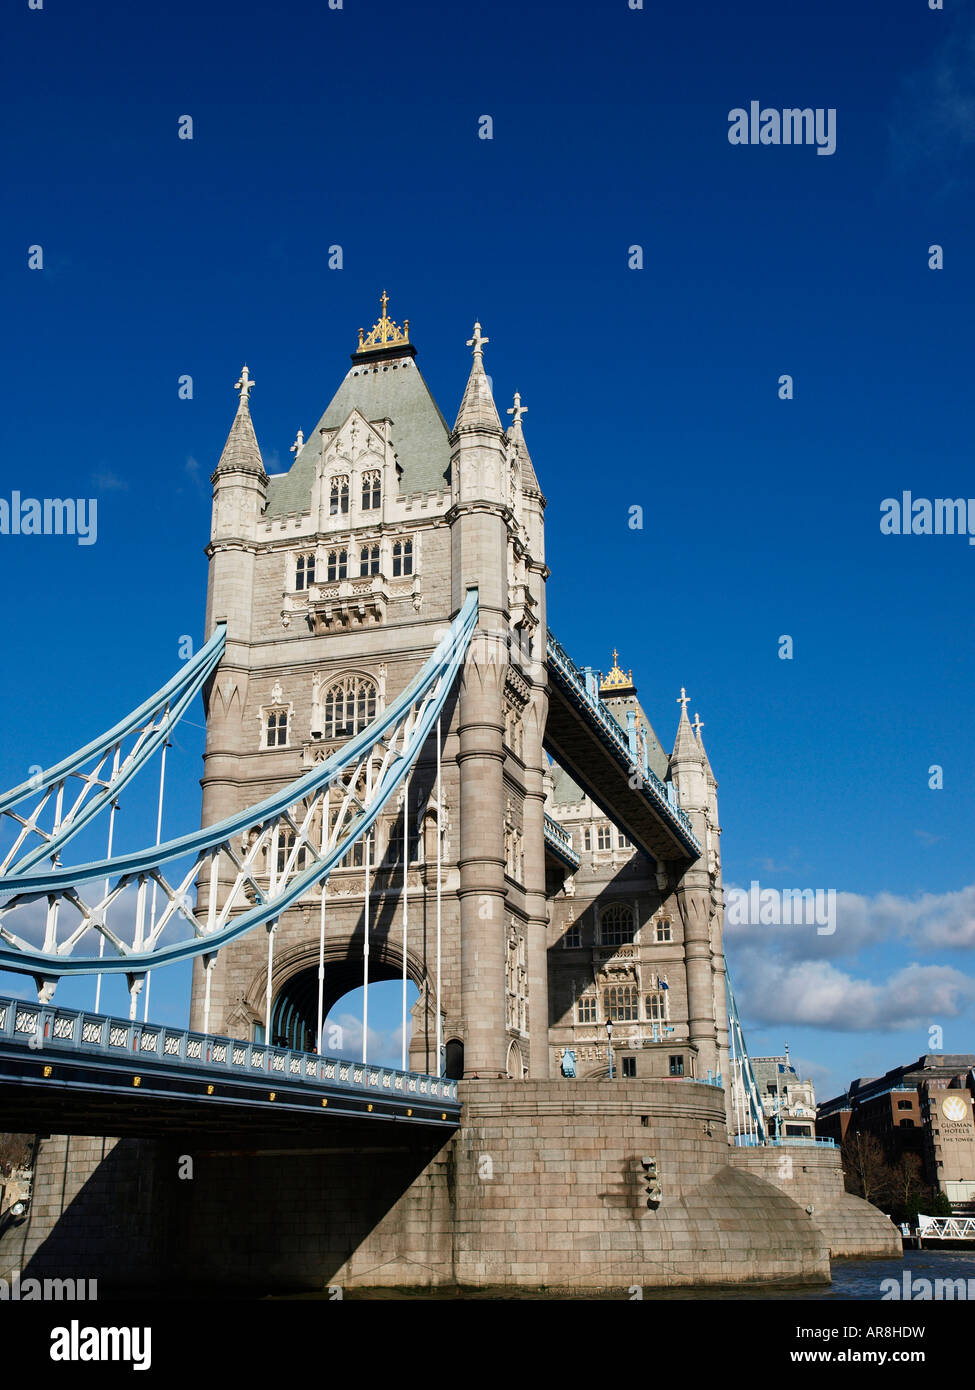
[842,1130,894,1207]
[0,1134,33,1177]
[887,1151,935,1225]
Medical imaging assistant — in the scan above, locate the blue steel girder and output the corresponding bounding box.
[0,626,226,876]
[0,591,478,982]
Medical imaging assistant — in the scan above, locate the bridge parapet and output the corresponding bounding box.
[0,995,458,1105]
[542,813,580,869]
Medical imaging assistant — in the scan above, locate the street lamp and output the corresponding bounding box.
[0,1199,29,1240]
[605,1018,615,1081]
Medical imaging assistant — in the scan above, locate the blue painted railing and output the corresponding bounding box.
[543,813,580,869]
[734,1135,836,1149]
[0,995,459,1104]
[546,630,700,853]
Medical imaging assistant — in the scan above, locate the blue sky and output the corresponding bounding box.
[1,0,973,1097]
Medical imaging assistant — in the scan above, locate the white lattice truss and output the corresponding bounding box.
[0,592,478,999]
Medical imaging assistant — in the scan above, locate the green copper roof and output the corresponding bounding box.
[265,356,451,517]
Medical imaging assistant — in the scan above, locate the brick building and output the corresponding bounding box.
[818,1055,975,1207]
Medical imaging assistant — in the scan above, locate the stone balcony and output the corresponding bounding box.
[302,575,388,632]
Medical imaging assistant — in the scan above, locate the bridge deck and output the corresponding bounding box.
[0,996,459,1141]
[545,635,700,864]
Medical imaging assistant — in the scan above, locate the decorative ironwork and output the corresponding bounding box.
[0,592,479,986]
[543,813,580,870]
[357,291,410,353]
[0,992,460,1104]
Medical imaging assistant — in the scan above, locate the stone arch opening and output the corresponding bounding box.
[506,1038,526,1081]
[269,953,421,1057]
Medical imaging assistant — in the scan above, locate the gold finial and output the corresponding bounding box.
[357,291,410,352]
[599,649,635,694]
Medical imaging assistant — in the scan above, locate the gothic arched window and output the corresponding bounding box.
[329,475,349,516]
[361,470,381,510]
[360,544,380,577]
[326,549,348,581]
[392,538,413,577]
[599,902,635,946]
[322,674,378,739]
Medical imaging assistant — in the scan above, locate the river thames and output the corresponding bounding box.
[304,1249,975,1299]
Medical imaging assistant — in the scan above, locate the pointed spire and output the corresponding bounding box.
[505,389,543,495]
[671,687,700,762]
[453,321,502,432]
[215,364,266,476]
[507,390,527,437]
[693,710,716,781]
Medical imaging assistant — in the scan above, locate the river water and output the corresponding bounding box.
[312,1249,975,1299]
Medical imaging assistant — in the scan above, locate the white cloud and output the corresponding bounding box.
[733,951,975,1033]
[724,881,975,957]
[323,1010,409,1068]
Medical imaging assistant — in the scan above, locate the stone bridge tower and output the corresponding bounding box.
[192,298,549,1080]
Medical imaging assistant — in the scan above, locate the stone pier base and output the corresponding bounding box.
[1,1080,899,1294]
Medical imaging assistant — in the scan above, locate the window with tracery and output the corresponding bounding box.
[582,826,592,851]
[321,674,378,739]
[361,470,381,510]
[599,902,635,946]
[604,984,638,1022]
[655,918,672,943]
[295,553,315,590]
[329,476,349,516]
[360,544,380,577]
[563,920,582,949]
[326,549,348,581]
[596,823,612,851]
[392,538,413,577]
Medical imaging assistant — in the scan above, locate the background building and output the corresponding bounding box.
[818,1055,975,1209]
[750,1053,817,1140]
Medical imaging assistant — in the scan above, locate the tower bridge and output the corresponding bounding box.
[0,297,900,1293]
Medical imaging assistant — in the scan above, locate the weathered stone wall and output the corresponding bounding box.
[3,1081,893,1294]
[731,1144,902,1259]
